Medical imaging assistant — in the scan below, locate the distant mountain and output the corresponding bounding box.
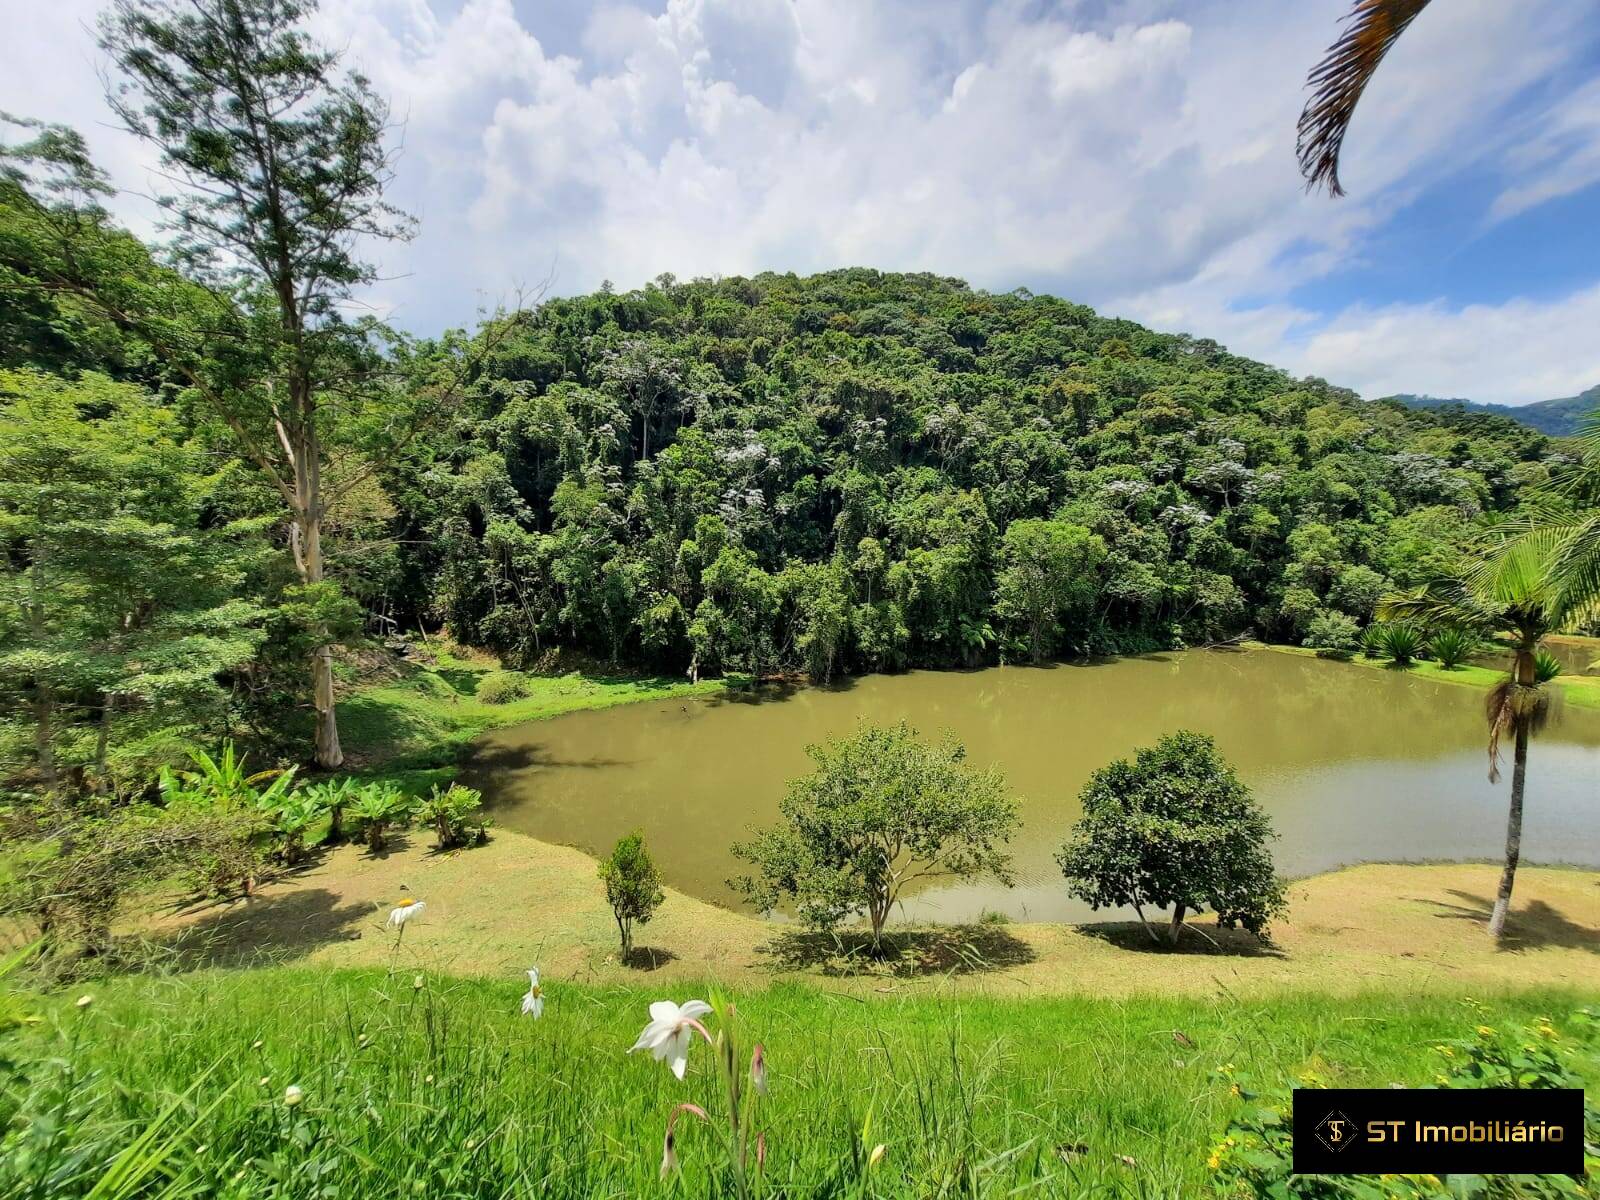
[1385,385,1599,437]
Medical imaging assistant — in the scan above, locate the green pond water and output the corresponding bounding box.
[463,648,1600,924]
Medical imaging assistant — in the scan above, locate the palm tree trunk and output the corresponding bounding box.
[1486,720,1527,939]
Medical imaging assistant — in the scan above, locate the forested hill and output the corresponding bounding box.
[1385,386,1600,437]
[374,269,1556,679]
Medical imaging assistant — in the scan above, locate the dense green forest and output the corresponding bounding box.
[0,227,1573,789]
[399,270,1559,679]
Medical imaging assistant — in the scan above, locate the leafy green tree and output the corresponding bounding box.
[1,2,503,768]
[598,831,664,959]
[732,722,1018,952]
[0,370,264,793]
[1056,731,1286,946]
[993,519,1106,662]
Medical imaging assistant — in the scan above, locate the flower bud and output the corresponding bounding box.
[750,1043,768,1095]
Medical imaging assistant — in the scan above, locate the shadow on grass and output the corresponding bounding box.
[1425,889,1599,953]
[159,887,372,970]
[758,924,1036,978]
[622,946,679,971]
[1073,921,1286,958]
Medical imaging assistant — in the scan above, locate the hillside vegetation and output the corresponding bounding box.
[375,270,1561,685]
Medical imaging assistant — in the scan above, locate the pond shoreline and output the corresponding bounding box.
[149,827,1600,998]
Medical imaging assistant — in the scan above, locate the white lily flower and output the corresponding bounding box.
[520,968,544,1018]
[630,999,712,1080]
[387,898,424,928]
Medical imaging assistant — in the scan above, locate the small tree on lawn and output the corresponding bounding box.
[1056,731,1286,947]
[731,722,1018,953]
[598,831,664,960]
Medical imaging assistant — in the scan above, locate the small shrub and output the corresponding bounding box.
[1425,626,1480,670]
[598,831,664,959]
[297,777,361,844]
[349,783,414,853]
[1302,611,1361,659]
[260,789,329,865]
[417,784,489,850]
[476,671,531,705]
[1533,647,1564,683]
[1366,621,1423,665]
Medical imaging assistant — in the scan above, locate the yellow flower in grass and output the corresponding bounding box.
[1475,1025,1495,1038]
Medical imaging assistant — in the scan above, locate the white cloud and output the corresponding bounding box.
[3,0,1599,404]
[1289,287,1600,406]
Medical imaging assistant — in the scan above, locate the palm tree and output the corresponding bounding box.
[1298,0,1435,194]
[1380,538,1566,939]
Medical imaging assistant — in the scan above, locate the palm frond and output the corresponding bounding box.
[1298,0,1434,195]
[1463,525,1563,615]
[1546,510,1600,625]
[1377,580,1484,630]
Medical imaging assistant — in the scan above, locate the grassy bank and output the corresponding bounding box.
[1254,641,1600,711]
[334,644,737,792]
[4,966,1592,1197]
[149,826,1600,999]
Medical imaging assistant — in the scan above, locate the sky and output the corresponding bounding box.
[5,0,1600,406]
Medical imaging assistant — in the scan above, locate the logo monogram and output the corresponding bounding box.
[1315,1110,1359,1154]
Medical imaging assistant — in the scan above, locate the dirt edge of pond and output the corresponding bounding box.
[144,828,1600,998]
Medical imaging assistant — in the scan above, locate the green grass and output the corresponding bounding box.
[3,968,1592,1198]
[1257,642,1600,712]
[337,649,740,792]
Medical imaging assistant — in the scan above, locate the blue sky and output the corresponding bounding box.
[7,0,1600,404]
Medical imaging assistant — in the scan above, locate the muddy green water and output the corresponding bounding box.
[463,649,1600,923]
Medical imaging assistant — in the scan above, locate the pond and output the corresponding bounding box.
[463,649,1600,924]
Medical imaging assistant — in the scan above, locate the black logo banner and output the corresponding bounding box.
[1292,1088,1584,1175]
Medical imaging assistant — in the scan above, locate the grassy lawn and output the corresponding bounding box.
[145,824,1600,1001]
[1254,641,1600,712]
[333,644,739,792]
[6,966,1592,1197]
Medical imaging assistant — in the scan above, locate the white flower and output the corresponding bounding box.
[629,1000,712,1080]
[387,898,424,928]
[868,1143,886,1168]
[283,1085,303,1107]
[75,995,93,1009]
[520,968,544,1018]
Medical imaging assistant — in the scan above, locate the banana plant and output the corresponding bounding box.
[349,783,414,853]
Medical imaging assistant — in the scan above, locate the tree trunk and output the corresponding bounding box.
[1166,903,1187,946]
[93,692,114,793]
[286,413,343,770]
[33,688,56,794]
[1487,721,1527,939]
